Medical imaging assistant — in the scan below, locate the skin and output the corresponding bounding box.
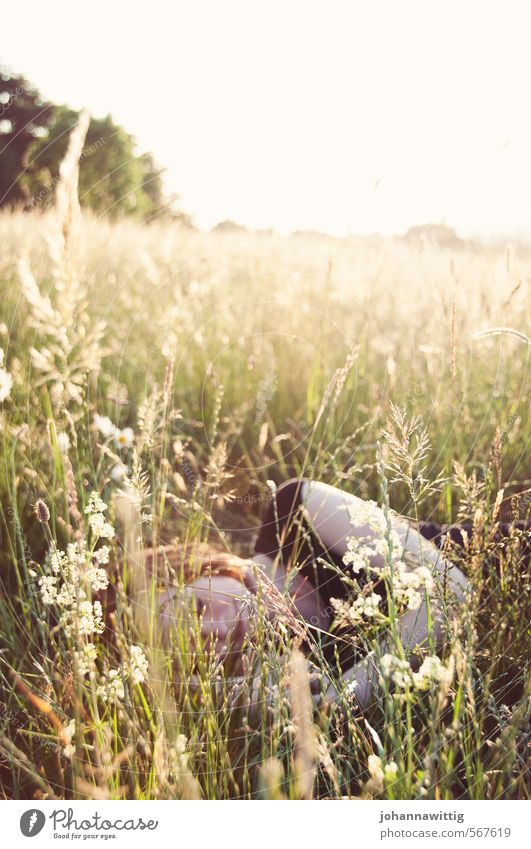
[158,574,253,663]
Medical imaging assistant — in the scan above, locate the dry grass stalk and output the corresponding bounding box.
[55,109,90,249]
[289,649,317,800]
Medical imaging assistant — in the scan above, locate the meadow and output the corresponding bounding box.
[0,157,529,799]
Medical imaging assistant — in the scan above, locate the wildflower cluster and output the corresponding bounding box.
[332,498,435,631]
[34,491,149,701]
[96,645,149,702]
[36,493,113,638]
[38,540,106,637]
[331,592,382,626]
[85,491,115,539]
[380,652,453,693]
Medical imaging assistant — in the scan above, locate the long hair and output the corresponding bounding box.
[143,542,257,591]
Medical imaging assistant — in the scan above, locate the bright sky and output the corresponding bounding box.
[2,0,531,236]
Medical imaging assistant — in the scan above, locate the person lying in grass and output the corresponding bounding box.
[153,478,469,710]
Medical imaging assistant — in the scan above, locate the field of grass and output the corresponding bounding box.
[0,186,529,799]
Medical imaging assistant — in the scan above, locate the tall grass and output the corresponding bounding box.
[0,132,529,799]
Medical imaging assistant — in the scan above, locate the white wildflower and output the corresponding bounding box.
[93,545,110,565]
[380,653,413,689]
[74,642,97,677]
[414,565,435,592]
[346,499,387,534]
[61,599,104,638]
[94,414,117,439]
[56,580,78,608]
[84,492,115,539]
[85,491,108,515]
[390,563,435,610]
[114,427,134,450]
[168,734,190,780]
[85,564,109,591]
[352,592,381,618]
[129,645,149,685]
[49,548,67,574]
[110,462,129,482]
[66,540,86,572]
[0,368,13,402]
[39,575,58,604]
[97,668,125,702]
[88,511,115,539]
[412,655,452,691]
[38,540,107,638]
[343,502,402,575]
[56,432,70,454]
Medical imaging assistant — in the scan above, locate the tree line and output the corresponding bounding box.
[0,67,191,223]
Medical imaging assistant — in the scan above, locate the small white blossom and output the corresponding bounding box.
[412,655,452,690]
[380,653,413,689]
[0,368,13,402]
[39,575,58,603]
[38,539,107,638]
[88,511,115,539]
[66,541,86,572]
[94,414,117,439]
[169,733,190,778]
[114,427,134,450]
[56,580,78,608]
[56,432,70,454]
[97,668,125,702]
[346,499,387,534]
[129,645,149,685]
[351,592,382,619]
[49,548,66,574]
[93,545,110,565]
[66,599,104,637]
[74,642,97,677]
[111,462,129,482]
[85,491,108,515]
[85,564,109,591]
[333,591,383,626]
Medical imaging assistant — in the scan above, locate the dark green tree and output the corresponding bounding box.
[0,69,54,206]
[23,106,167,219]
[1,67,180,221]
